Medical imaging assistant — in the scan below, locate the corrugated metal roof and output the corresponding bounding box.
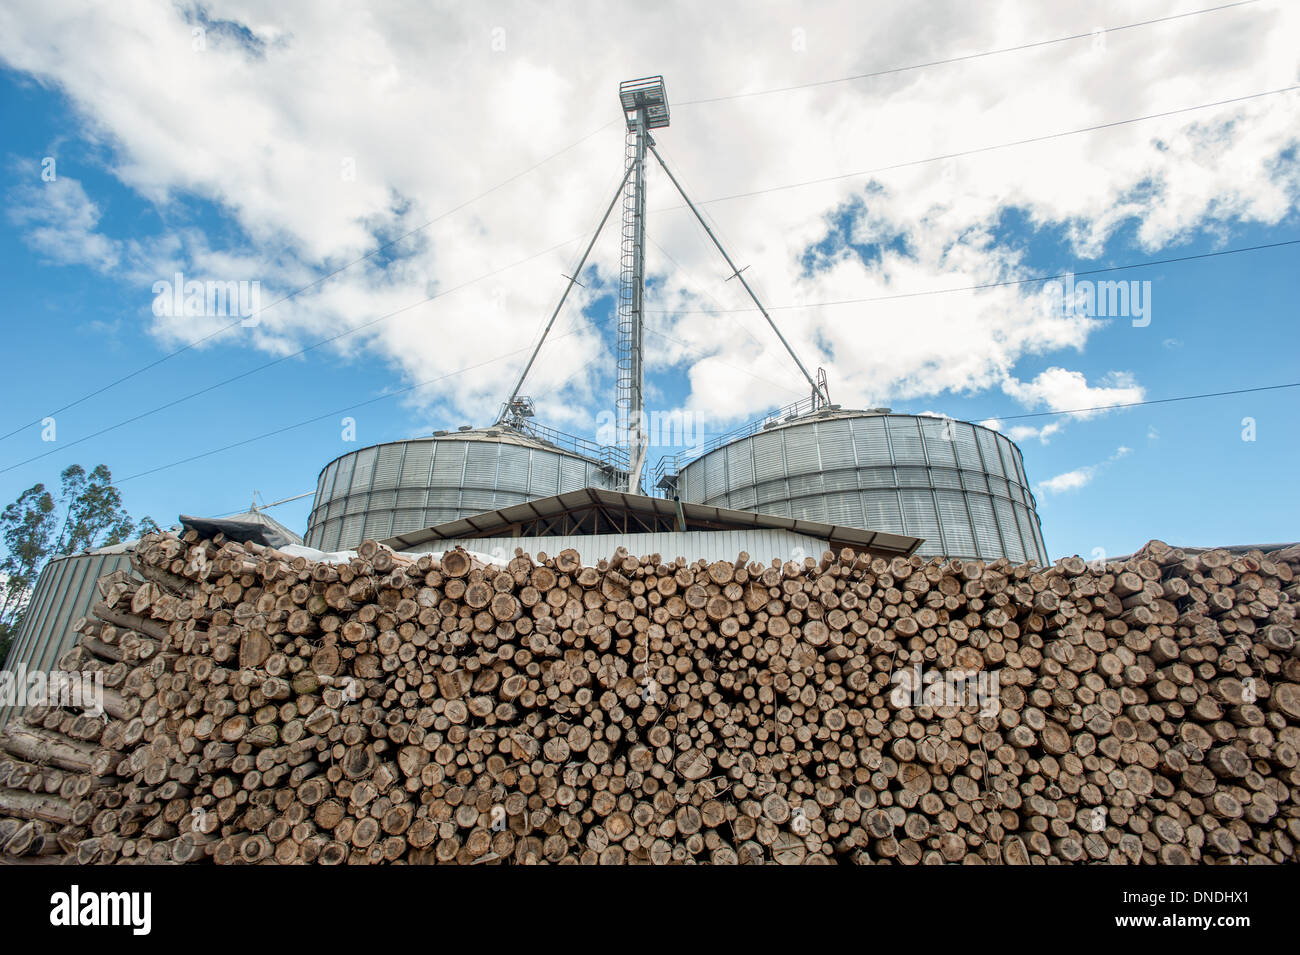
[381,487,921,558]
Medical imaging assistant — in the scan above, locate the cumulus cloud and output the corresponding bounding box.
[7,171,120,271]
[988,368,1144,443]
[979,416,1064,445]
[0,0,1295,432]
[1007,420,1065,444]
[1040,467,1095,494]
[1002,368,1145,416]
[1038,444,1132,494]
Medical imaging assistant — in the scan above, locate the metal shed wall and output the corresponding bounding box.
[401,529,832,567]
[0,550,132,729]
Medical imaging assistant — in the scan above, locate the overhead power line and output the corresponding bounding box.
[8,96,1293,475]
[657,86,1299,211]
[677,1,1260,105]
[1,2,1263,442]
[643,324,805,398]
[246,358,1287,511]
[8,65,1293,472]
[646,235,782,363]
[646,238,1300,314]
[0,226,604,476]
[214,490,314,518]
[116,329,585,485]
[987,382,1300,422]
[0,1,1271,442]
[122,376,1300,487]
[0,119,616,444]
[685,381,1300,446]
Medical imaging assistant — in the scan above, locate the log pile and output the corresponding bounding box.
[1,530,1298,865]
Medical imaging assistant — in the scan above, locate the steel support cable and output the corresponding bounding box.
[0,226,612,476]
[647,238,1300,315]
[648,143,830,405]
[498,162,635,420]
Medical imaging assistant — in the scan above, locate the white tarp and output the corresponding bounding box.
[278,543,508,567]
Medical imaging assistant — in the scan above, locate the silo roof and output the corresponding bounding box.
[317,425,622,475]
[429,425,557,450]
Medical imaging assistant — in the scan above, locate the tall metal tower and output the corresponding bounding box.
[497,73,828,492]
[616,77,669,493]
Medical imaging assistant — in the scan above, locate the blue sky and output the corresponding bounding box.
[0,1,1297,562]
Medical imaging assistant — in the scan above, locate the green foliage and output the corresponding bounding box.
[54,464,135,553]
[0,482,56,634]
[0,622,14,669]
[0,464,157,638]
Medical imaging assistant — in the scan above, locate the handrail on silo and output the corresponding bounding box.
[650,391,831,496]
[516,420,631,473]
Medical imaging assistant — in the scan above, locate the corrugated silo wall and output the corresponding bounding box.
[305,437,619,552]
[0,550,132,729]
[675,414,1049,565]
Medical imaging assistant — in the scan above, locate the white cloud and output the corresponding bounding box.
[1006,420,1065,444]
[1002,368,1145,417]
[7,171,120,271]
[1040,467,1095,494]
[0,0,1294,430]
[993,368,1143,443]
[1038,444,1132,494]
[985,416,1064,446]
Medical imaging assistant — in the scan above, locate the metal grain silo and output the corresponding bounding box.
[0,543,133,728]
[304,426,626,551]
[672,410,1049,565]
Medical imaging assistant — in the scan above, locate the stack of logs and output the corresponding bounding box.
[1,529,1298,865]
